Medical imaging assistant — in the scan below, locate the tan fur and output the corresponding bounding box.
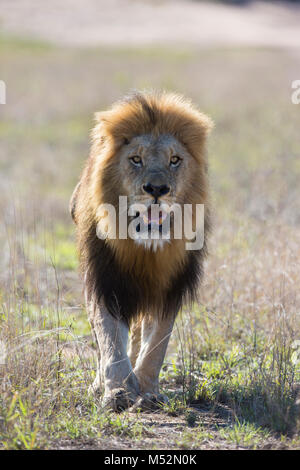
[71,91,213,410]
[74,91,212,309]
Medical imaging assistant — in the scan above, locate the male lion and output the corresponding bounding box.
[70,91,213,411]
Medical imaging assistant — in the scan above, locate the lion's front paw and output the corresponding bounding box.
[130,392,169,412]
[102,388,138,412]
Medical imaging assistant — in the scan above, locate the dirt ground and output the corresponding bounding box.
[1,0,300,48]
[51,404,290,450]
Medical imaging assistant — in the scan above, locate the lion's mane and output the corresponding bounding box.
[71,91,212,324]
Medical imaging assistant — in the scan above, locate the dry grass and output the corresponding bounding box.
[0,36,300,449]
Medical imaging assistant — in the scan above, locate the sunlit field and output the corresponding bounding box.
[0,36,299,449]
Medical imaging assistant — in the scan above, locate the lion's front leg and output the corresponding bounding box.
[128,318,142,369]
[132,315,175,410]
[88,298,140,411]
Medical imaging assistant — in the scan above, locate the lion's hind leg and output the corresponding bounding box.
[128,317,142,369]
[131,315,175,411]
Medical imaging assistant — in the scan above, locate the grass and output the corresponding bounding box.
[0,35,300,449]
[0,386,151,449]
[177,422,271,450]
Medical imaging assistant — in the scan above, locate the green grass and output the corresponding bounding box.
[23,223,78,271]
[177,421,271,450]
[0,34,300,449]
[218,422,270,448]
[0,378,150,449]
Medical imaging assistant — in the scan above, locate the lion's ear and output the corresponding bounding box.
[92,112,109,146]
[93,111,130,148]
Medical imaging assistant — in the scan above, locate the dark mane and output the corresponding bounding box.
[82,222,210,325]
[72,90,212,325]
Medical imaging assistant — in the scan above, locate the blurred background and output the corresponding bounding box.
[0,0,300,449]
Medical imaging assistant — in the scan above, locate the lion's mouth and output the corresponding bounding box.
[142,206,167,227]
[135,205,170,233]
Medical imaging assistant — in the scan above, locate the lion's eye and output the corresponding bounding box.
[130,156,143,167]
[170,156,181,167]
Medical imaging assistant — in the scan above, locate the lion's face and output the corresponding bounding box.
[119,133,193,203]
[88,91,211,252]
[109,133,198,248]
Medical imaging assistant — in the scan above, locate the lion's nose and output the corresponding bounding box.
[142,183,170,199]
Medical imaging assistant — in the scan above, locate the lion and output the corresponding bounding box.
[70,91,213,411]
